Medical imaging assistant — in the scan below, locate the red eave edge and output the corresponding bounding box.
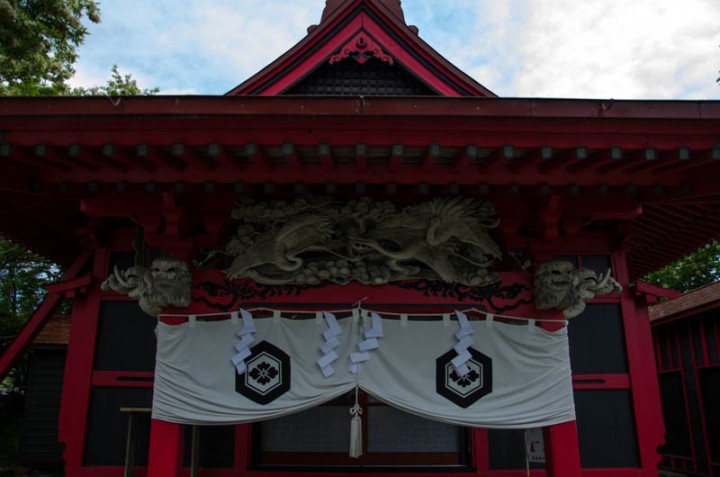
[2,96,720,120]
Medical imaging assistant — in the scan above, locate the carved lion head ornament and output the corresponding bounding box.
[533,261,622,318]
[101,257,192,317]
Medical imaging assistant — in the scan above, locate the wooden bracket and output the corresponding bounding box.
[46,274,93,299]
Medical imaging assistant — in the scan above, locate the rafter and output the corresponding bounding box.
[318,143,334,172]
[388,144,403,173]
[280,142,302,172]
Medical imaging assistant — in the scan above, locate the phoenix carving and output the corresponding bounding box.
[225,196,502,286]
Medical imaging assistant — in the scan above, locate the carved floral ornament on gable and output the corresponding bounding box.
[329,32,394,65]
[102,196,621,318]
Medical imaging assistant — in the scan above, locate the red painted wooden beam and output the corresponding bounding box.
[0,249,92,382]
[147,419,182,477]
[544,421,582,477]
[635,280,682,300]
[45,274,93,299]
[2,96,720,121]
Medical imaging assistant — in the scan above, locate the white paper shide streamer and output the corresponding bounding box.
[452,310,474,376]
[348,311,384,374]
[317,312,342,378]
[231,309,256,375]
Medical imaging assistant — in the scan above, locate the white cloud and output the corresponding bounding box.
[510,0,720,98]
[187,0,317,89]
[159,88,200,95]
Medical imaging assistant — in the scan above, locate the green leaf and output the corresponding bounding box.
[643,240,720,292]
[0,0,101,96]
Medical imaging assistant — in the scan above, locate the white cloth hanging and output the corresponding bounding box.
[152,312,575,429]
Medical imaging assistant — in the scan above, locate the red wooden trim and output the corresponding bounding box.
[0,248,92,381]
[671,324,681,369]
[653,332,662,371]
[148,419,182,477]
[234,424,251,470]
[689,316,715,476]
[58,247,110,477]
[613,251,665,475]
[544,421,581,477]
[681,324,701,472]
[571,374,630,390]
[91,371,154,388]
[168,270,535,317]
[634,280,681,300]
[471,428,489,472]
[2,96,719,120]
[698,316,710,366]
[100,292,137,301]
[45,273,93,295]
[666,329,677,371]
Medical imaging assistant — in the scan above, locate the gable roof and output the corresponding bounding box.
[227,0,495,97]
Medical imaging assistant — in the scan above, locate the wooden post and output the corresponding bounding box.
[58,248,107,477]
[190,425,200,477]
[544,420,582,477]
[147,419,182,477]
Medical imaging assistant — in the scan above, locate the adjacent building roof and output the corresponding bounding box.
[649,281,720,323]
[32,315,70,346]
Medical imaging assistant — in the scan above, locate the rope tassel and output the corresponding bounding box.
[349,388,363,458]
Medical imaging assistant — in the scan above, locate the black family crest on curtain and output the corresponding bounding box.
[436,347,493,408]
[235,341,291,405]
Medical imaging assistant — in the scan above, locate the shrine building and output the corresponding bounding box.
[1,1,720,477]
[650,282,720,477]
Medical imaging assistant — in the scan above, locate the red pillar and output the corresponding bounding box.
[147,419,182,477]
[544,420,582,477]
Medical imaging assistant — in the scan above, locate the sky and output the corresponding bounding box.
[69,0,720,99]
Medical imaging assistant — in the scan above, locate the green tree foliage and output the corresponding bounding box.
[0,0,101,96]
[0,237,63,466]
[72,64,159,96]
[0,237,63,378]
[644,240,720,293]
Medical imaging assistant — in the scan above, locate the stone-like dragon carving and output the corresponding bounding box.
[101,257,192,316]
[225,196,502,287]
[533,261,623,318]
